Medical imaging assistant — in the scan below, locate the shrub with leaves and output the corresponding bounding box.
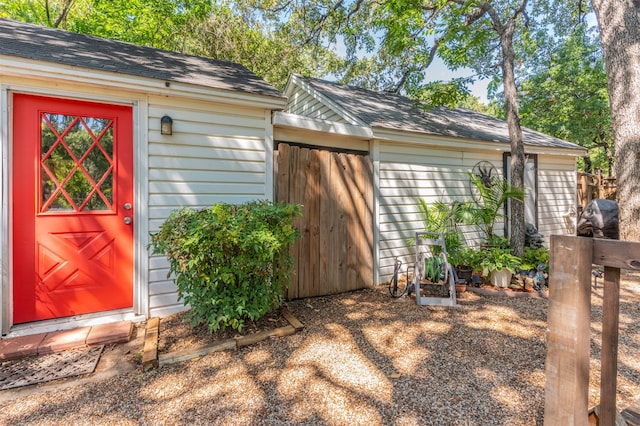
[149,201,301,332]
[520,246,550,271]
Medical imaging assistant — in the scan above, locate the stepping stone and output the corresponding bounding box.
[38,327,90,355]
[87,321,133,346]
[0,333,47,361]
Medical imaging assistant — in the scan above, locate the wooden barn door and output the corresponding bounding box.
[275,144,373,299]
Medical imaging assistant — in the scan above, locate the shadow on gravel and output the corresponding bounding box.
[3,277,640,425]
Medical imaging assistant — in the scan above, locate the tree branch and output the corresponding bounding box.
[53,0,75,28]
[392,37,442,92]
[304,0,345,45]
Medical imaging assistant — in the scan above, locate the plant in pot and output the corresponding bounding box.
[449,245,479,285]
[414,198,475,292]
[478,246,522,288]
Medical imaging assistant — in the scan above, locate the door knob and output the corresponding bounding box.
[124,203,132,210]
[124,216,132,225]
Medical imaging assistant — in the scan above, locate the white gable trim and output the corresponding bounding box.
[274,112,372,139]
[284,74,364,126]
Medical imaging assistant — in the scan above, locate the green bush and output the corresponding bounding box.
[479,246,523,276]
[149,201,302,332]
[520,246,550,271]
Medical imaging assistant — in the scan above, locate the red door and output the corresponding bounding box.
[12,94,134,324]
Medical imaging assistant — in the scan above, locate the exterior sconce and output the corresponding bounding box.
[161,115,173,135]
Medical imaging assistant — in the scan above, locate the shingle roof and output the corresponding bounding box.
[0,19,284,99]
[299,75,584,151]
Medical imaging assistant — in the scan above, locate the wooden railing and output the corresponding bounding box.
[544,235,640,425]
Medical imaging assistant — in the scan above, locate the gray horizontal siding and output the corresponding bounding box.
[377,142,500,282]
[147,99,271,318]
[537,156,577,240]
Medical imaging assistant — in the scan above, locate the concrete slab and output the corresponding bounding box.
[38,327,90,355]
[0,333,47,361]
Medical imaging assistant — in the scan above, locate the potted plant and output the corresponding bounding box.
[450,246,479,284]
[478,246,522,288]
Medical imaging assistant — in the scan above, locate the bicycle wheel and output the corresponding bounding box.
[388,258,407,298]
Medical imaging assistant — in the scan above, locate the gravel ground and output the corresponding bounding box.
[1,274,640,425]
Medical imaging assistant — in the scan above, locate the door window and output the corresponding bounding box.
[40,113,114,213]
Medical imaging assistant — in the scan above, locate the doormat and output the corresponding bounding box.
[0,345,104,390]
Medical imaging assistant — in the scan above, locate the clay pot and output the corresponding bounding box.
[455,282,467,294]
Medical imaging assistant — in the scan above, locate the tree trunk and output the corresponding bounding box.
[592,0,640,241]
[501,21,526,256]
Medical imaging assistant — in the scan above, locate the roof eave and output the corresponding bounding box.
[371,125,588,157]
[0,55,288,109]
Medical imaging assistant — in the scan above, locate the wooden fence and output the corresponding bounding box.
[275,144,373,299]
[544,235,640,425]
[577,171,617,213]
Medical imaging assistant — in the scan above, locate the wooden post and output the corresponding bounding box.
[581,174,589,209]
[600,265,621,426]
[544,235,592,425]
[142,317,160,372]
[596,170,603,200]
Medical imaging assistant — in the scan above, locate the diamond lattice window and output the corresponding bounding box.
[40,113,114,213]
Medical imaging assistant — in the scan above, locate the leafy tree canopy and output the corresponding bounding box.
[2,1,613,174]
[0,0,331,89]
[517,24,612,175]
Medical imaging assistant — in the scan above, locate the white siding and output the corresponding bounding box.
[146,96,272,318]
[286,86,348,123]
[537,155,577,241]
[376,144,578,284]
[376,141,503,283]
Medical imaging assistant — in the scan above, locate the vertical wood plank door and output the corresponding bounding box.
[12,94,134,324]
[276,144,373,299]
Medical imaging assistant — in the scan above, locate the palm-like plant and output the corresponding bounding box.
[468,172,526,243]
[416,199,471,263]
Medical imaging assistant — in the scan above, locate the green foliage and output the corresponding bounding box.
[414,178,532,279]
[479,247,522,276]
[149,201,301,332]
[0,0,212,50]
[520,246,550,271]
[410,78,473,109]
[415,198,475,263]
[467,173,525,242]
[485,234,510,249]
[0,0,326,91]
[417,199,466,234]
[452,246,481,271]
[518,24,613,175]
[188,4,333,90]
[424,256,445,283]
